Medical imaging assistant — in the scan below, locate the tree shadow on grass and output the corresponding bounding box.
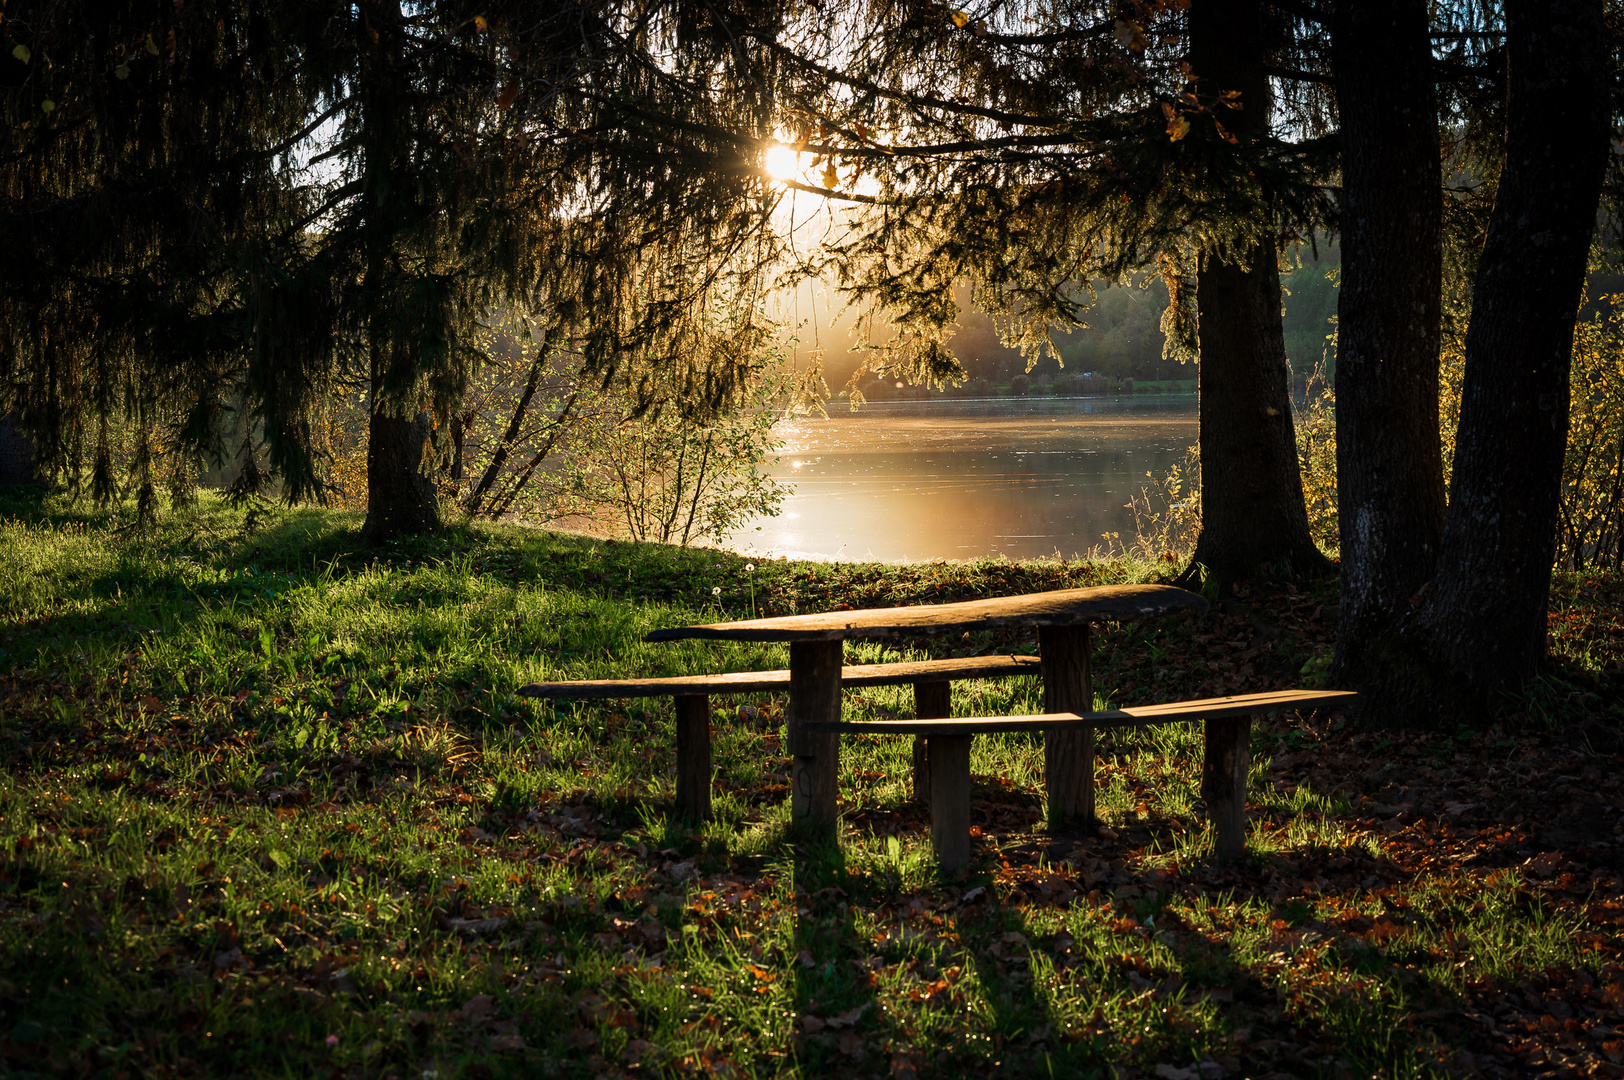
[790,831,885,1074]
[832,778,1500,1080]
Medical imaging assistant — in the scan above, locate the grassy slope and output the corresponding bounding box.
[0,490,1621,1079]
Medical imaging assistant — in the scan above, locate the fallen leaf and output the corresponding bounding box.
[458,994,496,1022]
[1525,852,1562,879]
[830,1004,868,1028]
[449,916,509,936]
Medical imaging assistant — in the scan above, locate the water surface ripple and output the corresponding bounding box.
[724,393,1199,562]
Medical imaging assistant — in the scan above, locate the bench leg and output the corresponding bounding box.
[930,734,972,869]
[674,694,712,821]
[1039,624,1094,830]
[1202,715,1251,862]
[912,681,950,805]
[788,640,843,838]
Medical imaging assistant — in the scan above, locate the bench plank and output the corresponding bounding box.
[810,687,1351,868]
[912,682,950,804]
[515,655,1041,700]
[800,689,1356,735]
[1041,624,1094,829]
[643,584,1207,643]
[788,641,842,838]
[931,734,973,869]
[1203,715,1250,862]
[674,694,710,821]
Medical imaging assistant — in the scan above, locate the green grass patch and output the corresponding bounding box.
[0,489,1620,1078]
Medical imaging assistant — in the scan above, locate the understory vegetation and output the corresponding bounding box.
[1,492,1622,1078]
[1121,293,1624,570]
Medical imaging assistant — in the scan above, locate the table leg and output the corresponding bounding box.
[930,734,972,869]
[912,681,950,805]
[1203,715,1251,862]
[674,694,711,821]
[1039,623,1094,831]
[788,640,842,838]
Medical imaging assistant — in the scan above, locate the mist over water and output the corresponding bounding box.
[723,394,1199,562]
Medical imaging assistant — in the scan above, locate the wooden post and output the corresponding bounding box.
[1202,715,1251,861]
[1039,623,1094,831]
[787,639,843,837]
[674,694,711,821]
[930,734,972,869]
[912,681,951,805]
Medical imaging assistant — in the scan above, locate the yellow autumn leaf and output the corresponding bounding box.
[1114,18,1146,51]
[11,44,30,64]
[821,162,839,189]
[473,14,488,32]
[950,9,969,27]
[1167,115,1189,141]
[40,99,55,113]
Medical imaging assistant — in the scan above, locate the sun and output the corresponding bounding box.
[763,143,803,183]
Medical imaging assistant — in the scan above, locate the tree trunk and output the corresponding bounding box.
[449,412,466,484]
[360,401,439,546]
[1328,0,1447,716]
[1178,0,1329,588]
[1183,244,1329,585]
[355,0,440,548]
[1407,0,1610,710]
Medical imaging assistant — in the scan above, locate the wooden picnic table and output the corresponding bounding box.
[644,583,1210,837]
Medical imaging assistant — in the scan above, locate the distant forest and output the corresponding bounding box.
[800,242,1341,391]
[787,244,1624,396]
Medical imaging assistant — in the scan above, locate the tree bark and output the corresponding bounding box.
[1184,244,1329,585]
[1407,0,1611,710]
[355,0,440,547]
[360,398,439,545]
[1328,0,1447,717]
[1179,0,1330,588]
[449,412,466,484]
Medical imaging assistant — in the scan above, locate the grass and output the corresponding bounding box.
[0,488,1621,1078]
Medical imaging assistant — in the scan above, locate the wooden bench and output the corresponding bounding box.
[804,688,1357,867]
[517,654,1042,819]
[644,585,1211,838]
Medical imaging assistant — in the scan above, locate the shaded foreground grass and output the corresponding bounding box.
[1,490,1622,1078]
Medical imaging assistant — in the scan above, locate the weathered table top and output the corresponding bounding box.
[643,584,1208,643]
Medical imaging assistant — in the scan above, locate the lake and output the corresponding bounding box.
[724,393,1199,562]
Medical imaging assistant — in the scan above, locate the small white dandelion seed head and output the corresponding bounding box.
[712,586,721,595]
[745,563,755,572]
